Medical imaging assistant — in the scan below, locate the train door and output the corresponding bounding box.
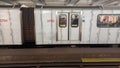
[21,8,35,45]
[70,13,80,41]
[57,12,81,41]
[57,12,69,41]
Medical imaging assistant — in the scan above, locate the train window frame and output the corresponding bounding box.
[59,14,67,28]
[71,14,79,27]
[97,14,120,28]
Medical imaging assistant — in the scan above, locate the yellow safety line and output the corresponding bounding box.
[82,58,120,62]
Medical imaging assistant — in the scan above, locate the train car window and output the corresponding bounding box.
[97,14,120,28]
[71,14,79,27]
[59,14,67,28]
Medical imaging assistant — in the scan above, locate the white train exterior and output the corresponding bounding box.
[0,8,21,45]
[0,7,120,45]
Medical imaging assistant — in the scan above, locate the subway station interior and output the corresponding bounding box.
[0,0,120,68]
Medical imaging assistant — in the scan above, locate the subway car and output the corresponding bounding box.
[0,7,120,45]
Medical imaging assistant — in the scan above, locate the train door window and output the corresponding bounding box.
[71,14,79,27]
[59,14,67,28]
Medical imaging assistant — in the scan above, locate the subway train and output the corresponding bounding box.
[0,7,120,68]
[0,7,120,45]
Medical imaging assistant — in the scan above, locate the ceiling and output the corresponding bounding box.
[0,0,120,7]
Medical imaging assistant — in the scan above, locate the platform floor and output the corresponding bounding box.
[0,48,119,64]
